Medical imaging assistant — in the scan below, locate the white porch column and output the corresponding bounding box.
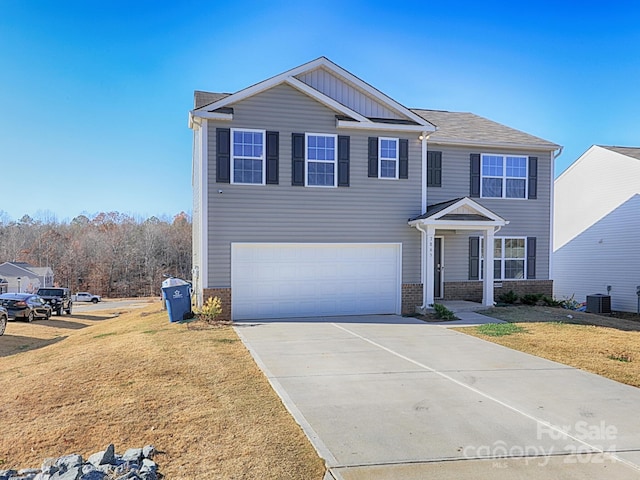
[423,225,436,308]
[483,227,495,306]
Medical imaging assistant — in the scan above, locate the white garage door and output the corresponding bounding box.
[231,243,401,320]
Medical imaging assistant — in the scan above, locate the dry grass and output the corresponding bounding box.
[0,301,325,479]
[456,305,640,388]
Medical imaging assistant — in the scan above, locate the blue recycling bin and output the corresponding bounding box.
[162,280,192,323]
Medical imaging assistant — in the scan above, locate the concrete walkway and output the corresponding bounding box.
[235,314,640,479]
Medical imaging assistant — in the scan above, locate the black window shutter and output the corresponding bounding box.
[528,156,538,199]
[469,237,480,280]
[527,237,537,279]
[216,128,230,183]
[266,131,279,185]
[368,137,378,177]
[337,135,350,187]
[470,153,480,197]
[427,151,442,187]
[291,133,305,186]
[399,139,409,179]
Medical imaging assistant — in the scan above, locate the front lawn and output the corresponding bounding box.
[456,305,640,388]
[0,302,325,479]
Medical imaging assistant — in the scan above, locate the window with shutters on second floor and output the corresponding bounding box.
[481,154,527,198]
[306,133,337,187]
[379,137,399,179]
[231,128,265,185]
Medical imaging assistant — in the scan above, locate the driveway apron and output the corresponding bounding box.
[234,315,640,479]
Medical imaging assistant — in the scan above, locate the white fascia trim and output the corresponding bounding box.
[320,59,437,128]
[284,77,370,122]
[555,144,595,183]
[192,58,330,115]
[200,119,209,292]
[429,138,560,151]
[431,197,507,223]
[191,56,436,130]
[411,220,508,229]
[337,120,429,133]
[193,111,233,121]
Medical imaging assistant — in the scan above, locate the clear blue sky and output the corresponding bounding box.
[2,0,639,222]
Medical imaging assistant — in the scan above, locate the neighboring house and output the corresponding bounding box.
[554,145,640,312]
[0,262,42,293]
[189,57,561,321]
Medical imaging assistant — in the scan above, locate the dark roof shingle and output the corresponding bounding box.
[600,146,640,161]
[412,109,559,149]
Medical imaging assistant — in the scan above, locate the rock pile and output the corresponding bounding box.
[0,444,161,480]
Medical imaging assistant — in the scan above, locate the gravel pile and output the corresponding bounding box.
[0,444,161,480]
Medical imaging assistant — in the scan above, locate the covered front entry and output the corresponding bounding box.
[409,197,508,308]
[231,243,401,320]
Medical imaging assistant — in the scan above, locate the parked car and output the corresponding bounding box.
[0,305,7,335]
[0,293,52,322]
[75,292,101,303]
[36,287,72,315]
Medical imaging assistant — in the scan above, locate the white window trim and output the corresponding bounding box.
[305,132,338,188]
[378,137,399,180]
[231,128,266,185]
[480,236,527,280]
[480,154,528,199]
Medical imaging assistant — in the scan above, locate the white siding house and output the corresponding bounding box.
[554,145,640,312]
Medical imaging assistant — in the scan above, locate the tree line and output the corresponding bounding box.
[0,212,192,297]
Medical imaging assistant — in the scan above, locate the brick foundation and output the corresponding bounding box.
[203,281,552,321]
[203,288,232,322]
[444,280,553,303]
[402,283,423,314]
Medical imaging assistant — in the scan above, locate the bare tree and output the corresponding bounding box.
[0,212,192,297]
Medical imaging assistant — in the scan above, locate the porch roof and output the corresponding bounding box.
[408,197,508,228]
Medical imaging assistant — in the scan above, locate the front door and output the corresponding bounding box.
[434,237,443,299]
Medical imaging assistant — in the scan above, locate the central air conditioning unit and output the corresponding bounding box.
[586,294,611,314]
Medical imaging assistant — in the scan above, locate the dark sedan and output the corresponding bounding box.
[0,293,52,322]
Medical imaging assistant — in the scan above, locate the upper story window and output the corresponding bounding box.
[306,133,337,187]
[379,138,398,179]
[231,129,265,185]
[481,154,527,198]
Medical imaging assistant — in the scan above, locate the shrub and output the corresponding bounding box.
[521,293,544,306]
[196,296,223,323]
[559,294,581,310]
[498,290,518,304]
[541,296,563,307]
[432,303,457,320]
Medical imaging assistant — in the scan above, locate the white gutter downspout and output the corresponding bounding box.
[420,132,430,213]
[416,131,434,310]
[415,222,435,311]
[549,146,563,283]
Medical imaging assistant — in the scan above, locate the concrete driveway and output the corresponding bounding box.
[235,315,640,479]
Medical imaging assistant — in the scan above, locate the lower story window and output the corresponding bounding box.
[481,237,526,280]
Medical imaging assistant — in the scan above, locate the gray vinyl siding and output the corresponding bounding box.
[206,83,423,287]
[428,144,552,281]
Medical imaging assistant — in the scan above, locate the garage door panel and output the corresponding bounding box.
[232,243,401,320]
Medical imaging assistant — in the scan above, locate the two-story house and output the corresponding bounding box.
[189,57,561,321]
